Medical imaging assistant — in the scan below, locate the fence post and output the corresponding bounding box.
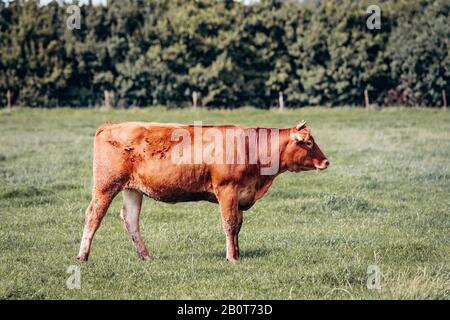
[192,91,198,109]
[7,89,12,112]
[364,90,370,109]
[104,90,110,110]
[279,92,284,111]
[442,90,447,111]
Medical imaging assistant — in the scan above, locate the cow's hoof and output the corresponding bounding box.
[77,255,88,262]
[139,254,152,262]
[227,258,239,264]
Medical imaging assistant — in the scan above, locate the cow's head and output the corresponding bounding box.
[283,121,330,172]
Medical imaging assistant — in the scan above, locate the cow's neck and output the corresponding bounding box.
[255,128,291,176]
[275,128,292,175]
[252,129,291,201]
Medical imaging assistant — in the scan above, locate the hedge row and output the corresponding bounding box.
[0,0,449,108]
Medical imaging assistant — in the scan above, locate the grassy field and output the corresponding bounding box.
[0,107,449,300]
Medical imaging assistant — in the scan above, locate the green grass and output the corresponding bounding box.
[0,106,449,300]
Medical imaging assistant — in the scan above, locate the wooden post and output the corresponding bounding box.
[364,90,370,109]
[442,90,447,111]
[7,90,12,112]
[104,90,110,110]
[279,92,284,110]
[192,91,198,109]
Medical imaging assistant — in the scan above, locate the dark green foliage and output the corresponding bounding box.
[0,0,448,108]
[386,0,450,106]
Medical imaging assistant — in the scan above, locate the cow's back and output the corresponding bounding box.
[94,121,269,206]
[94,122,217,203]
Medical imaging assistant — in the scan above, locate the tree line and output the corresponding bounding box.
[0,0,449,108]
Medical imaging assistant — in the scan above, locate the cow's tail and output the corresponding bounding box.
[95,121,115,137]
[92,121,117,190]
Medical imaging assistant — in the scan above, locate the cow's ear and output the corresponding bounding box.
[295,120,307,131]
[290,131,305,142]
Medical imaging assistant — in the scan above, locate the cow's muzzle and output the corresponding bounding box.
[315,159,330,170]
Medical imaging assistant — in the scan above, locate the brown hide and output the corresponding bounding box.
[77,121,329,263]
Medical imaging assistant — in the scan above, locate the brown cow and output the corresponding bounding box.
[77,121,329,263]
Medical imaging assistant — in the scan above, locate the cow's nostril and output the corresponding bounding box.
[324,160,330,167]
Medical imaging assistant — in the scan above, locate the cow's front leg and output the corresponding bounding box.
[217,187,241,263]
[234,210,243,259]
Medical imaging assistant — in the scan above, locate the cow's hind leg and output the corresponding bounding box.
[77,190,116,262]
[120,189,151,261]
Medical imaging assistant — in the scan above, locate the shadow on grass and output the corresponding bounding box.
[241,248,273,259]
[209,248,273,260]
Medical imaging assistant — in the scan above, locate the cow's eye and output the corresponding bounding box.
[306,140,314,148]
